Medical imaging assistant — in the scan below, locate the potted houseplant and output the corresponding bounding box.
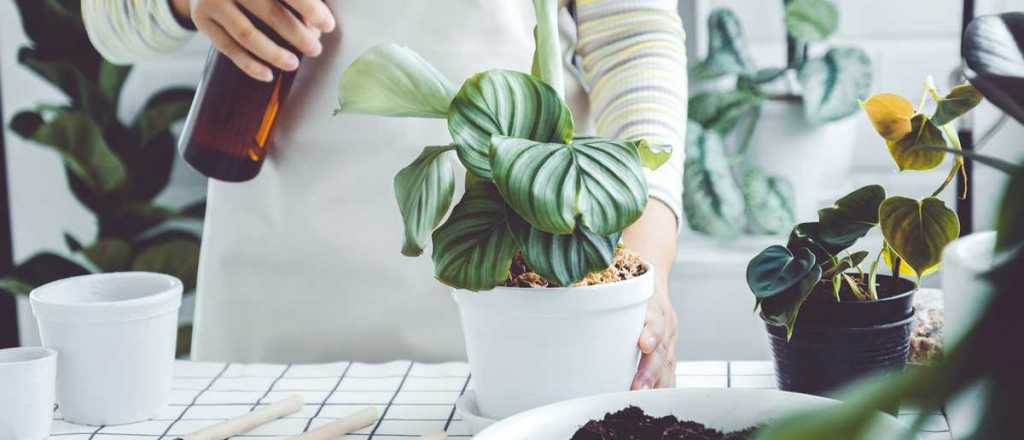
[685,0,872,236]
[747,76,984,397]
[333,0,673,419]
[2,0,201,355]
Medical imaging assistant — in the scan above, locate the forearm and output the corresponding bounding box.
[623,199,678,295]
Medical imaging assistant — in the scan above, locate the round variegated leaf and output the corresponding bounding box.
[784,0,838,41]
[747,245,818,299]
[509,215,620,287]
[703,8,755,75]
[431,182,519,291]
[879,196,960,278]
[799,47,873,124]
[448,70,574,179]
[394,145,456,257]
[742,168,795,235]
[490,135,648,236]
[683,122,745,237]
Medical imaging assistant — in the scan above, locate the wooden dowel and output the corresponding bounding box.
[287,407,379,440]
[175,395,304,440]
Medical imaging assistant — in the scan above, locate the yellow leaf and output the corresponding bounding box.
[882,245,939,278]
[862,93,914,141]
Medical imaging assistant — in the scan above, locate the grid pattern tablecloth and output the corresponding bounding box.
[49,360,953,439]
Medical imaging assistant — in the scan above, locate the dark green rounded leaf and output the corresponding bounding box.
[759,264,822,339]
[747,245,818,299]
[931,84,984,126]
[879,196,960,278]
[394,145,456,256]
[83,238,133,272]
[431,182,519,291]
[490,135,647,236]
[23,110,127,193]
[816,184,885,251]
[887,114,946,171]
[799,47,872,123]
[509,215,619,287]
[132,233,201,292]
[448,70,574,179]
[963,12,1024,125]
[1,252,90,296]
[683,122,745,237]
[784,0,839,41]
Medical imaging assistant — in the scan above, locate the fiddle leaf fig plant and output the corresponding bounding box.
[685,1,873,237]
[748,77,985,338]
[335,0,668,290]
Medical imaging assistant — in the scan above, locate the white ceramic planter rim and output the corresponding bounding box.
[30,272,183,323]
[451,265,655,315]
[0,346,57,365]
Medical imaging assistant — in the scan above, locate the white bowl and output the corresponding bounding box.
[474,388,908,439]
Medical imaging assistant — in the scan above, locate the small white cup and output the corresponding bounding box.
[0,347,57,440]
[30,272,182,426]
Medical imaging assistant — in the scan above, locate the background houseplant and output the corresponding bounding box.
[754,12,1023,439]
[747,76,980,397]
[685,0,872,237]
[2,0,201,356]
[335,0,674,419]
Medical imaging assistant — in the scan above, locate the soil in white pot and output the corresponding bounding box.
[571,406,756,440]
[504,247,647,288]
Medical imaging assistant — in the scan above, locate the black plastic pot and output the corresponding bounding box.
[765,275,917,399]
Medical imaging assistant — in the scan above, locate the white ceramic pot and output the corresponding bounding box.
[941,231,997,439]
[0,347,57,440]
[452,267,654,420]
[745,101,858,222]
[30,272,182,426]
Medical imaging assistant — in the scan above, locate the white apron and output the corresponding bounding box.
[191,0,592,363]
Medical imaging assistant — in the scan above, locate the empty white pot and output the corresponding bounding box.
[30,272,182,426]
[0,347,57,440]
[452,267,654,419]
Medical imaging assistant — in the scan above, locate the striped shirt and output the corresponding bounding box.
[81,0,686,223]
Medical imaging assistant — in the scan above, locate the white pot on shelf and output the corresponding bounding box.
[452,267,654,420]
[941,231,998,439]
[745,101,859,222]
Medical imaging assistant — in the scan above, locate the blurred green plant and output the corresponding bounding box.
[3,0,201,355]
[685,0,872,237]
[755,12,1024,440]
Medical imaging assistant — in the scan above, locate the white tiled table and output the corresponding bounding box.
[49,360,952,439]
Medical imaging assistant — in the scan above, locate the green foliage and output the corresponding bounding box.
[756,15,1024,439]
[336,44,457,118]
[682,123,745,237]
[394,146,456,257]
[931,84,984,126]
[746,245,817,299]
[2,0,201,311]
[886,114,946,171]
[335,1,669,290]
[878,197,959,279]
[685,4,872,237]
[784,0,838,42]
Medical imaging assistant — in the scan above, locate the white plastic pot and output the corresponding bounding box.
[745,101,858,222]
[941,231,997,439]
[30,272,182,426]
[452,267,654,419]
[0,347,57,440]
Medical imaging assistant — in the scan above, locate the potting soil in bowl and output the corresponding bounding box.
[570,406,756,440]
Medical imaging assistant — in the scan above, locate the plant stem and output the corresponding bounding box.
[868,246,883,301]
[531,0,564,100]
[924,76,968,199]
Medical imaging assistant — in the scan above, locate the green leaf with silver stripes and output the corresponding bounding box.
[510,215,620,287]
[394,145,456,257]
[431,181,519,291]
[798,47,872,124]
[489,135,648,236]
[448,70,574,179]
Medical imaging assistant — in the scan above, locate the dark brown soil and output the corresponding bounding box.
[503,247,647,288]
[570,406,755,440]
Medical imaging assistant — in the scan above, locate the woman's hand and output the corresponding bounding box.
[171,0,335,82]
[632,285,678,389]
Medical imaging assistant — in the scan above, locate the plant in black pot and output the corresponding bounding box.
[747,77,984,397]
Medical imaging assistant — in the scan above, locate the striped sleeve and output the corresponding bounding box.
[82,0,193,65]
[574,0,687,226]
